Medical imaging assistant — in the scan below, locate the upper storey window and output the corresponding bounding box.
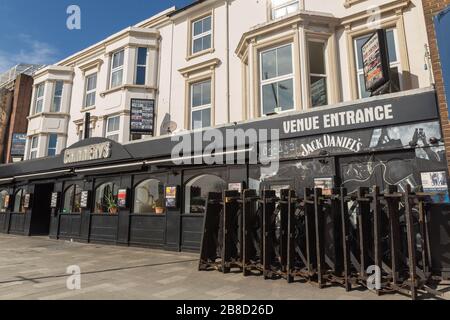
[192,15,212,55]
[260,44,295,115]
[110,50,124,88]
[51,81,63,112]
[34,83,45,114]
[135,47,148,85]
[272,0,300,19]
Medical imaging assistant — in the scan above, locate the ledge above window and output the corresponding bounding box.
[179,58,221,78]
[100,84,158,97]
[78,59,104,75]
[344,0,368,8]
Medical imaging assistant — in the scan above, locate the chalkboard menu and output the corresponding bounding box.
[130,99,155,135]
[11,133,27,157]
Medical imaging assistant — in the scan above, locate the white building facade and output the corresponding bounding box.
[24,0,432,159]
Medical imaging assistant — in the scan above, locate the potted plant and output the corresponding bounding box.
[153,198,165,215]
[104,192,119,214]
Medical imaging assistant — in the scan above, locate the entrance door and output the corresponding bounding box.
[30,183,54,236]
[338,151,417,195]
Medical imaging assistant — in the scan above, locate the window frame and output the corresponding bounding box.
[47,134,58,157]
[29,136,39,160]
[354,28,402,99]
[133,179,165,215]
[308,40,329,108]
[191,15,213,55]
[110,49,125,89]
[95,182,119,214]
[106,116,121,142]
[271,0,300,20]
[13,189,26,214]
[62,184,83,214]
[135,47,148,85]
[84,73,97,109]
[259,43,295,116]
[51,81,64,113]
[184,174,227,215]
[34,83,45,114]
[190,79,212,130]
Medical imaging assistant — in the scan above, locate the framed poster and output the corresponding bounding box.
[314,177,334,196]
[421,171,450,203]
[11,133,27,157]
[165,186,179,209]
[80,191,90,208]
[362,29,390,93]
[23,194,32,209]
[228,183,243,193]
[117,189,128,208]
[130,99,155,135]
[50,192,60,209]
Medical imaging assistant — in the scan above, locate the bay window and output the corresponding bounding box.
[135,47,147,85]
[272,0,300,19]
[308,41,328,107]
[354,29,401,98]
[34,83,45,114]
[260,44,294,115]
[110,50,124,88]
[192,15,212,54]
[84,73,97,108]
[191,80,212,130]
[47,134,58,157]
[29,136,39,160]
[51,81,63,112]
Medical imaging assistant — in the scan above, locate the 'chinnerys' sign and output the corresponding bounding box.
[64,142,112,164]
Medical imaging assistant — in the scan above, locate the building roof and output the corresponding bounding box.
[0,64,44,89]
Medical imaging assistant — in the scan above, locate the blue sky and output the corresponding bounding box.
[0,0,194,73]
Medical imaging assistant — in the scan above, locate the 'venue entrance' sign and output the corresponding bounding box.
[64,142,112,164]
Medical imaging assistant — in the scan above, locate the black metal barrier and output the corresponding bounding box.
[199,186,448,300]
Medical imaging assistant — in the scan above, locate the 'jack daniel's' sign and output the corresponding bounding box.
[64,142,112,164]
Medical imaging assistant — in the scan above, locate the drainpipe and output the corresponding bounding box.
[226,0,231,124]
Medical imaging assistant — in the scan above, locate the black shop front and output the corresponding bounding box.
[0,88,448,265]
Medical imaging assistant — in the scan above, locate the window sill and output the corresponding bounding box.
[81,106,96,113]
[186,48,215,61]
[27,112,70,120]
[100,84,157,97]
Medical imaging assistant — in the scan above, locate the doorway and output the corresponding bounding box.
[30,183,54,236]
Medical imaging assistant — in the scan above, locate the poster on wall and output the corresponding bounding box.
[10,133,27,157]
[3,194,10,209]
[50,192,59,209]
[130,99,155,135]
[117,189,127,208]
[421,171,450,203]
[314,178,334,196]
[362,29,390,93]
[23,194,32,209]
[80,191,89,208]
[165,186,179,209]
[228,183,243,193]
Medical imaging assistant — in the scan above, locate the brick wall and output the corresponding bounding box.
[4,74,34,163]
[422,0,450,173]
[0,88,14,163]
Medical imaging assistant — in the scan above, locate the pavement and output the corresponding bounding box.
[0,234,447,300]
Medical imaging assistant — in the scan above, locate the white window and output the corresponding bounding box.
[34,83,45,114]
[106,116,120,142]
[191,80,212,130]
[192,16,212,54]
[50,81,63,112]
[354,29,401,99]
[260,44,294,115]
[29,136,39,159]
[84,73,97,108]
[272,0,300,19]
[135,47,147,85]
[308,41,328,107]
[110,50,124,88]
[47,134,58,157]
